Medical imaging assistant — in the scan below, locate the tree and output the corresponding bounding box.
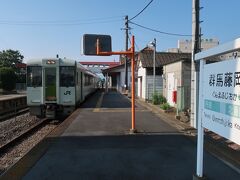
[0,49,24,71]
[0,67,16,91]
[0,49,25,84]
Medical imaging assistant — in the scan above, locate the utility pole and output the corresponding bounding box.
[153,38,156,94]
[124,15,129,91]
[190,0,200,128]
[192,1,205,178]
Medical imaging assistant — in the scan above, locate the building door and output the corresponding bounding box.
[167,73,174,106]
[112,75,117,89]
[140,77,142,98]
[45,68,57,102]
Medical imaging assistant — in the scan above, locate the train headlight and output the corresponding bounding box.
[46,60,56,64]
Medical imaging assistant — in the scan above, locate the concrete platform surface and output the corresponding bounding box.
[2,90,240,180]
[0,94,26,101]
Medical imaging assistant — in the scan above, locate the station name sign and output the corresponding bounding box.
[202,59,240,145]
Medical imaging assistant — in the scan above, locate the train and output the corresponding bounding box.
[26,58,100,119]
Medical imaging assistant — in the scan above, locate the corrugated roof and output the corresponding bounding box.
[138,51,191,68]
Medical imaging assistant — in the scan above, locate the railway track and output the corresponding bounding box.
[0,118,49,153]
[0,114,60,175]
[0,107,29,121]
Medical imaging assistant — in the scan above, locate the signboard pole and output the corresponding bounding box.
[196,60,205,178]
[96,36,136,133]
[131,36,136,132]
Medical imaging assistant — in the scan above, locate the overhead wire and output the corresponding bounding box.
[0,16,124,26]
[0,15,123,23]
[129,21,192,37]
[128,0,191,37]
[128,30,140,51]
[127,0,154,51]
[129,0,154,21]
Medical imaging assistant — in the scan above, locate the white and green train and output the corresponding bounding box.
[26,58,99,119]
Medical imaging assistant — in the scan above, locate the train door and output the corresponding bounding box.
[80,72,83,101]
[45,67,57,102]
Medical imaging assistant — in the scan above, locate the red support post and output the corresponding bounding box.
[131,36,136,132]
[96,36,137,133]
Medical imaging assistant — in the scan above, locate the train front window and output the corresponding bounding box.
[27,66,42,87]
[60,66,75,87]
[45,68,56,101]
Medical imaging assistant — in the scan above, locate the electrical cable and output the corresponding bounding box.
[128,30,140,51]
[129,21,191,37]
[129,0,153,21]
[0,16,124,26]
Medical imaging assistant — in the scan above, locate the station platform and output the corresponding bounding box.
[0,94,26,101]
[1,90,240,180]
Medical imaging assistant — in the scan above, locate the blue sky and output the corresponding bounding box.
[0,0,240,62]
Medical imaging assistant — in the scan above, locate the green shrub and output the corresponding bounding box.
[160,103,171,110]
[152,92,160,105]
[152,92,167,105]
[159,94,167,104]
[16,73,26,83]
[0,67,16,91]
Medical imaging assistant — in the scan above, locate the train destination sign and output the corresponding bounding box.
[202,58,240,145]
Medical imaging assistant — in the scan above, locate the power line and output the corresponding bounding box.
[0,20,122,26]
[129,0,153,21]
[0,16,123,26]
[0,15,123,23]
[129,21,192,37]
[129,30,140,51]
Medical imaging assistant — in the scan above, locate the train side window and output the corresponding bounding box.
[84,74,94,86]
[84,74,89,86]
[27,66,42,87]
[76,72,79,84]
[60,66,75,87]
[84,74,88,86]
